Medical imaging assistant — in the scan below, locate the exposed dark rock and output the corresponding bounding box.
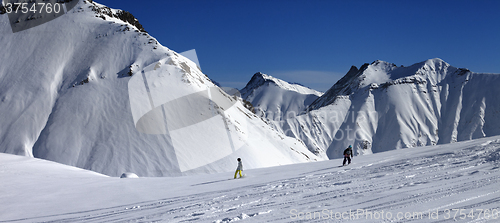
[308,64,366,110]
[242,99,256,114]
[115,10,146,33]
[457,68,470,76]
[86,1,146,33]
[127,66,134,76]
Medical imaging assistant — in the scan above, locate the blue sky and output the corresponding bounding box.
[99,0,499,92]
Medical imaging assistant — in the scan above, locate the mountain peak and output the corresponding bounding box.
[249,72,279,83]
[360,58,458,88]
[239,72,269,98]
[241,72,322,100]
[240,72,323,121]
[0,0,319,176]
[425,57,446,64]
[308,58,463,110]
[86,1,147,33]
[249,72,269,82]
[421,58,450,70]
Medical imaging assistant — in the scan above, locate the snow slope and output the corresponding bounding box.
[240,72,323,121]
[276,59,500,158]
[1,136,499,222]
[0,0,319,177]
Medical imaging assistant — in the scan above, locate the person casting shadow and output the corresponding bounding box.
[343,145,353,166]
[234,158,243,179]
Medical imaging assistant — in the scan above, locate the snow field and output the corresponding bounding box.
[1,136,499,222]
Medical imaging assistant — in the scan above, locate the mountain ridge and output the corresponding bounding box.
[240,72,323,121]
[0,0,320,177]
[309,58,459,111]
[240,72,322,99]
[271,58,500,158]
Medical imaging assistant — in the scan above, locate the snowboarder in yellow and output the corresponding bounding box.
[234,158,243,179]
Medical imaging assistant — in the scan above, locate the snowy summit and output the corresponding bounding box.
[240,72,323,121]
[0,0,318,177]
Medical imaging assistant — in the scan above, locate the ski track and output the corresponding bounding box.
[12,142,500,223]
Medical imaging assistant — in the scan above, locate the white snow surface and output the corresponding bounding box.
[1,136,500,222]
[240,72,323,121]
[275,59,500,158]
[0,0,319,177]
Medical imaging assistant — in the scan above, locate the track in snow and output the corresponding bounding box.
[6,139,500,223]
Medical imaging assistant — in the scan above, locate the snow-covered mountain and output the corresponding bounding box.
[0,0,321,177]
[275,58,500,158]
[240,72,323,121]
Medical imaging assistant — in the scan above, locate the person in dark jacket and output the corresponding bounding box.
[234,158,243,179]
[343,145,353,166]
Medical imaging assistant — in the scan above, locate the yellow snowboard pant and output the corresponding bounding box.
[234,170,242,179]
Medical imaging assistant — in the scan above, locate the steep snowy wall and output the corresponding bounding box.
[0,0,320,176]
[240,72,322,121]
[275,59,500,158]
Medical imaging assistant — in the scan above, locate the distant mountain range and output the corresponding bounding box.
[250,59,500,158]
